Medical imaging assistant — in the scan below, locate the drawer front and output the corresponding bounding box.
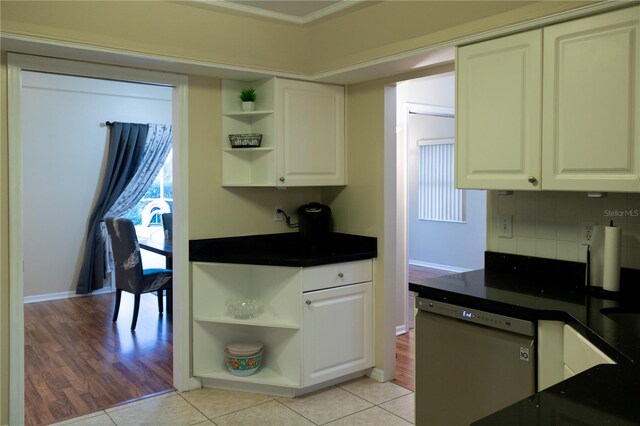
[302,259,372,292]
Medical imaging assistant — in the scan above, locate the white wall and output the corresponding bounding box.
[21,71,172,299]
[397,73,486,271]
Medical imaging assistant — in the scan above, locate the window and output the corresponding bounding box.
[123,149,173,229]
[413,111,465,223]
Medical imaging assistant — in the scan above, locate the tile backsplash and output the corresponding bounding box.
[488,191,640,269]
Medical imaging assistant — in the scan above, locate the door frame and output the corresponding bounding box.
[396,101,455,334]
[7,53,196,425]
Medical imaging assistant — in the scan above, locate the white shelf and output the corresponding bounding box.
[224,110,274,117]
[222,79,277,186]
[223,147,274,152]
[194,314,300,330]
[195,366,300,388]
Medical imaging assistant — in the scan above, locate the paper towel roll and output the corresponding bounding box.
[602,226,621,292]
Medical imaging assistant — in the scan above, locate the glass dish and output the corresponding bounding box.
[226,297,263,319]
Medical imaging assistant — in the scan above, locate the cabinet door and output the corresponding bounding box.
[542,7,640,192]
[276,79,345,186]
[563,325,615,376]
[456,30,542,190]
[303,282,373,387]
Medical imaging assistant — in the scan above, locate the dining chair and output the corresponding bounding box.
[161,212,172,240]
[105,217,173,330]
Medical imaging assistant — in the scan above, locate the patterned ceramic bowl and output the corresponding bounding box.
[224,349,264,377]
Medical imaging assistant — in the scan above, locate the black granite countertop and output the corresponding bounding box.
[189,232,377,267]
[409,252,640,425]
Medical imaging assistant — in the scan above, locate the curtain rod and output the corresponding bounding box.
[105,121,115,126]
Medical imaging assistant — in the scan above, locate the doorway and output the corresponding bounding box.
[392,72,487,389]
[7,53,191,425]
[20,70,174,424]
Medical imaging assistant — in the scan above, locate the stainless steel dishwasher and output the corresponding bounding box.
[415,298,536,426]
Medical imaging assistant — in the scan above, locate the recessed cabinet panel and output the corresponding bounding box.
[277,79,345,187]
[303,282,373,387]
[456,30,542,190]
[542,7,640,191]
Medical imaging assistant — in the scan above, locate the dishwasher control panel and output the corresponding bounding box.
[416,297,535,337]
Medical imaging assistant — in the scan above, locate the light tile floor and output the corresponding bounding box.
[52,377,414,426]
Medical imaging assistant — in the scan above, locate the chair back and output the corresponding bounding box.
[105,217,144,292]
[162,213,173,239]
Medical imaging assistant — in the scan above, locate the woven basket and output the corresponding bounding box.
[229,133,262,148]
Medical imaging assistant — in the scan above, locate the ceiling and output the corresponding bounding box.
[205,0,362,23]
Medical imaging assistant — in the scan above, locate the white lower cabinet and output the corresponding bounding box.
[537,321,615,390]
[562,324,615,378]
[191,259,373,394]
[303,282,373,387]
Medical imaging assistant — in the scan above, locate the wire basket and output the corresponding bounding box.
[229,133,262,148]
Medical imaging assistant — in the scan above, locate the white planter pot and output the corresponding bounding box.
[241,101,255,112]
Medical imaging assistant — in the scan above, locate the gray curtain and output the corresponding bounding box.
[106,123,172,217]
[76,122,148,294]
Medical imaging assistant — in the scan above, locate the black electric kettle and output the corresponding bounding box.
[298,202,332,244]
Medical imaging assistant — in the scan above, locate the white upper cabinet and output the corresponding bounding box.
[456,6,639,192]
[542,7,640,192]
[456,30,542,190]
[221,77,345,187]
[276,79,345,187]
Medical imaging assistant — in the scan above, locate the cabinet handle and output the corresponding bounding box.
[528,176,538,185]
[338,272,344,278]
[305,300,312,305]
[279,176,285,182]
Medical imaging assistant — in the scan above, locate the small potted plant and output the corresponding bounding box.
[239,87,256,111]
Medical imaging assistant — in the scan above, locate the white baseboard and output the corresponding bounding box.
[24,286,114,304]
[409,259,474,273]
[396,325,408,336]
[367,368,386,383]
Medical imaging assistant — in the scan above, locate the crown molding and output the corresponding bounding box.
[198,0,364,24]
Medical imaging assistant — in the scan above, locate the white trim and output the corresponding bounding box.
[367,368,386,383]
[199,0,365,25]
[408,260,473,274]
[382,86,398,383]
[407,103,454,117]
[7,53,25,426]
[7,53,192,423]
[396,325,408,336]
[23,287,114,304]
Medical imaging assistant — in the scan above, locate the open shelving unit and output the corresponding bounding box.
[192,262,302,388]
[221,79,276,186]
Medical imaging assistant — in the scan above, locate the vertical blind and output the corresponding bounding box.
[418,141,465,222]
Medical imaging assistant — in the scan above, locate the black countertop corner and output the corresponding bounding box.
[189,232,377,267]
[409,251,640,425]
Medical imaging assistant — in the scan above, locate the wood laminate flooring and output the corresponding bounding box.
[392,265,452,392]
[24,292,173,426]
[24,265,450,424]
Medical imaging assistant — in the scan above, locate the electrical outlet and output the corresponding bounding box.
[498,214,513,238]
[581,222,596,243]
[274,208,284,222]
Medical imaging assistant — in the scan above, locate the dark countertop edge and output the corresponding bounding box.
[189,232,377,267]
[409,280,633,366]
[190,251,376,267]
